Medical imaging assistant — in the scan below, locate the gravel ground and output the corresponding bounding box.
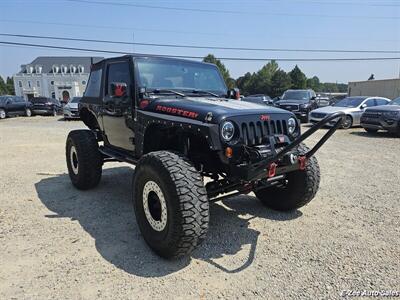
[0,116,399,299]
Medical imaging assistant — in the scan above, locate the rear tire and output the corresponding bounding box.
[0,109,6,119]
[66,130,102,190]
[133,151,209,258]
[254,143,320,211]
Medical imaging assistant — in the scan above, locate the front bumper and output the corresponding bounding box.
[360,117,399,133]
[231,112,345,182]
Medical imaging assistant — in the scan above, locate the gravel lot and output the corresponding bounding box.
[0,116,399,299]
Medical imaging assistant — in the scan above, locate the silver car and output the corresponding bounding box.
[63,97,81,119]
[309,96,391,129]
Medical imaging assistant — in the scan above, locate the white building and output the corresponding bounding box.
[13,56,103,102]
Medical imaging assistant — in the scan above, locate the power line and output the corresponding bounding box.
[1,40,400,62]
[67,0,400,19]
[1,33,399,54]
[0,19,223,36]
[1,20,398,44]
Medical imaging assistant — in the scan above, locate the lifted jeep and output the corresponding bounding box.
[66,55,344,258]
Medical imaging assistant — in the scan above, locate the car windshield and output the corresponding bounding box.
[0,96,8,104]
[333,97,366,107]
[282,91,309,101]
[389,97,400,105]
[70,97,81,103]
[136,58,227,96]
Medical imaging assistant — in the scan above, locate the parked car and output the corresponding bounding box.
[309,96,391,129]
[361,96,400,136]
[0,95,32,119]
[274,89,318,123]
[316,95,331,107]
[63,97,81,120]
[31,97,62,116]
[242,94,272,106]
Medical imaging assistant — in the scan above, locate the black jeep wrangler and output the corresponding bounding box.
[66,55,343,258]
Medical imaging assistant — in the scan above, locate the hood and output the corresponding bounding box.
[142,96,292,123]
[275,99,310,105]
[311,106,360,114]
[365,104,400,112]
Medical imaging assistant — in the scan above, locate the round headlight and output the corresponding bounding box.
[287,117,297,134]
[221,121,235,141]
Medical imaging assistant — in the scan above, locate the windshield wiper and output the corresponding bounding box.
[191,89,219,97]
[150,89,186,97]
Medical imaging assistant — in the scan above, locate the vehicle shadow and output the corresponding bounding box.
[350,131,397,139]
[35,167,301,277]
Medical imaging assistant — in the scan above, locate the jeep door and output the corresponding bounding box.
[102,59,135,151]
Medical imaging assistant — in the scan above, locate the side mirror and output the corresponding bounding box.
[227,88,241,100]
[311,96,316,100]
[360,104,367,109]
[110,82,127,97]
[6,99,11,105]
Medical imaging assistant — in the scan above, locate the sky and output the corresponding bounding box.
[0,0,399,83]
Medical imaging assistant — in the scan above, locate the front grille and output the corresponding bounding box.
[279,104,299,111]
[311,112,326,119]
[363,112,382,119]
[241,120,288,146]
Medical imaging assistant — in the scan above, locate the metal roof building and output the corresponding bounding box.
[348,78,400,100]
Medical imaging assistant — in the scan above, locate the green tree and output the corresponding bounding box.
[203,54,235,89]
[306,76,320,91]
[0,76,8,95]
[252,60,279,95]
[6,77,15,95]
[289,65,307,89]
[270,69,292,98]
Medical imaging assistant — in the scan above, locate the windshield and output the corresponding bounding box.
[389,97,400,105]
[333,97,366,107]
[70,97,81,103]
[136,58,227,95]
[282,90,309,101]
[0,96,8,104]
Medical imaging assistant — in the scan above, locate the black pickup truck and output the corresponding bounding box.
[65,55,343,258]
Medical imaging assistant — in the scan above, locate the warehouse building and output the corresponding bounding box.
[348,78,400,100]
[13,56,103,102]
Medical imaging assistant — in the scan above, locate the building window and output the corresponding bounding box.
[82,80,86,85]
[18,81,22,87]
[78,65,84,74]
[36,81,40,87]
[51,81,54,85]
[51,92,56,99]
[28,81,32,88]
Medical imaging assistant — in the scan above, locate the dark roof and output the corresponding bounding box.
[18,56,104,74]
